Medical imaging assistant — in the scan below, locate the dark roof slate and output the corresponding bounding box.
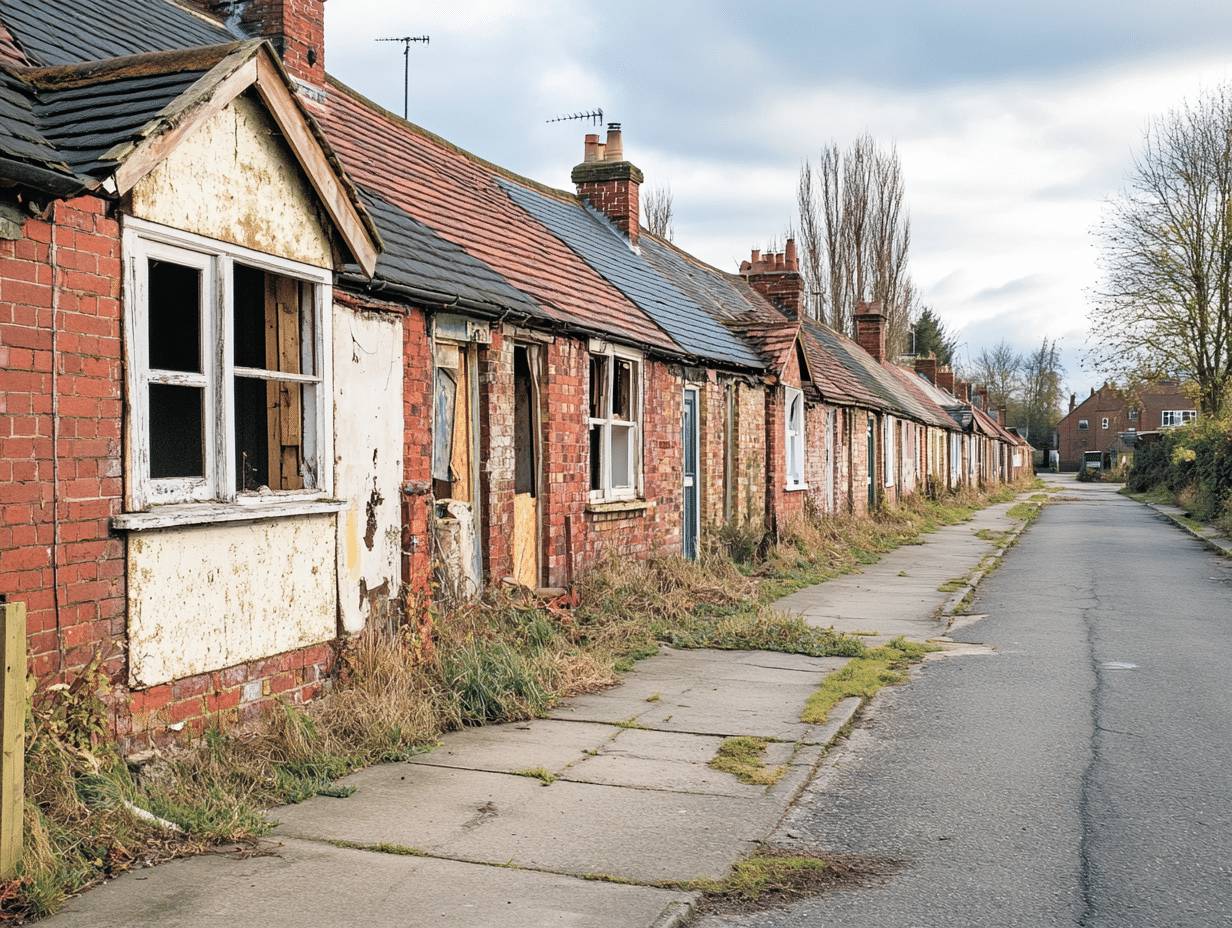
[498,178,765,369]
[0,0,234,67]
[352,186,540,316]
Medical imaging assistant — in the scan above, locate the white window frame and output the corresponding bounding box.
[587,339,642,503]
[1101,418,1109,429]
[883,414,896,487]
[1161,410,1196,427]
[1077,419,1088,430]
[784,386,806,490]
[122,217,333,513]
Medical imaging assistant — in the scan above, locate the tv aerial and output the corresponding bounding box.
[376,35,429,120]
[546,110,604,126]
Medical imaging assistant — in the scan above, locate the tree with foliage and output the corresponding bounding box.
[1090,82,1232,419]
[908,306,957,366]
[797,134,916,357]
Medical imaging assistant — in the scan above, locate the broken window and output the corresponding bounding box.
[124,220,331,508]
[588,343,641,501]
[433,342,473,502]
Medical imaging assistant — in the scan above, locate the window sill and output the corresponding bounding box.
[784,483,809,492]
[112,498,345,532]
[585,498,652,516]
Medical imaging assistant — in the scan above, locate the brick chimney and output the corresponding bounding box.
[914,355,938,384]
[739,239,803,319]
[199,0,326,94]
[854,301,886,363]
[998,406,1007,427]
[572,125,643,244]
[935,367,955,394]
[974,385,989,410]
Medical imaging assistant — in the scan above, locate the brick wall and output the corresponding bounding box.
[0,197,125,684]
[479,327,515,584]
[400,307,432,592]
[765,352,806,533]
[541,336,587,587]
[199,0,326,87]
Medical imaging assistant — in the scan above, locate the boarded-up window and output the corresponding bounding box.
[433,343,473,502]
[233,265,317,492]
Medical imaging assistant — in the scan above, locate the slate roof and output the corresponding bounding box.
[0,0,235,67]
[881,363,966,431]
[348,186,540,317]
[639,235,783,327]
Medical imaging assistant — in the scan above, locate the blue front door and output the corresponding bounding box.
[683,389,699,559]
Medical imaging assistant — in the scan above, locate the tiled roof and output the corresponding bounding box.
[639,235,782,326]
[724,319,799,376]
[800,319,896,411]
[0,68,71,188]
[881,363,964,431]
[499,180,765,368]
[349,186,539,316]
[321,80,679,352]
[0,0,235,67]
[22,44,226,180]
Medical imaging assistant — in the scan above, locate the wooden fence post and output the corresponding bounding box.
[0,597,24,877]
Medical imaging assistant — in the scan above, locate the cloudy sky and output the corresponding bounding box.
[323,1,1232,398]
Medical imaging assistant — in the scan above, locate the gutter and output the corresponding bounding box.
[335,272,767,377]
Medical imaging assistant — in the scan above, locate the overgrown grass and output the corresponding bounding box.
[708,737,788,786]
[800,638,938,724]
[5,479,1029,920]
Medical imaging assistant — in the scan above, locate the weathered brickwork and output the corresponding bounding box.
[478,326,516,583]
[120,642,334,750]
[400,306,433,592]
[0,198,125,684]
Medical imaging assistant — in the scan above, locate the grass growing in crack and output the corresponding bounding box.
[331,840,428,856]
[1007,502,1041,522]
[937,577,967,592]
[708,737,788,786]
[801,638,938,724]
[975,528,1012,545]
[511,767,556,785]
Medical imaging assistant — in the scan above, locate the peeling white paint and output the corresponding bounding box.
[334,307,403,634]
[130,95,334,268]
[127,514,336,687]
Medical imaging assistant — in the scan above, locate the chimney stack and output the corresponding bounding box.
[854,301,886,363]
[198,0,326,95]
[572,124,642,244]
[914,355,938,384]
[739,239,804,319]
[935,367,955,395]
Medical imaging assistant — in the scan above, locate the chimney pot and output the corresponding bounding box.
[785,238,797,270]
[584,134,599,163]
[604,126,623,162]
[751,249,761,265]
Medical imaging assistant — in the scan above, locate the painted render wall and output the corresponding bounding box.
[129,93,335,270]
[333,301,404,634]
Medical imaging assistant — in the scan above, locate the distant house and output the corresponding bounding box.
[1054,382,1196,471]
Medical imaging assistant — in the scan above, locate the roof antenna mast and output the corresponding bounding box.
[376,35,429,121]
[546,110,605,126]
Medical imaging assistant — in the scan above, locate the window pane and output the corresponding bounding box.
[611,423,632,488]
[590,423,602,490]
[234,267,310,375]
[148,259,200,373]
[589,355,608,419]
[234,376,269,490]
[613,359,633,420]
[149,383,204,478]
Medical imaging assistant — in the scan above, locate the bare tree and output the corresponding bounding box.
[1019,338,1065,445]
[966,339,1023,409]
[641,183,674,242]
[797,134,915,356]
[1090,82,1232,418]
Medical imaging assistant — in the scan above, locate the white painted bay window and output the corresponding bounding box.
[1161,410,1196,427]
[588,340,642,501]
[123,219,332,512]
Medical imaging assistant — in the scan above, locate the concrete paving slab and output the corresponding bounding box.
[39,838,695,928]
[409,718,618,775]
[435,777,784,882]
[558,727,796,798]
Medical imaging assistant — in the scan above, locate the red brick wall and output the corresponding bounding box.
[199,0,326,86]
[400,306,433,592]
[0,197,125,683]
[121,643,333,750]
[479,328,515,584]
[765,352,806,533]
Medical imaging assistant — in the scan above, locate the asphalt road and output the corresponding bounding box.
[695,480,1232,928]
